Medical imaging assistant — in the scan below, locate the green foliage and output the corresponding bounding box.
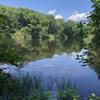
[62,21,85,44]
[84,0,100,78]
[1,73,99,100]
[0,5,85,65]
[0,32,23,65]
[56,80,79,100]
[0,74,51,100]
[86,93,100,100]
[13,27,32,48]
[0,2,100,100]
[89,0,100,49]
[48,34,55,41]
[0,73,79,100]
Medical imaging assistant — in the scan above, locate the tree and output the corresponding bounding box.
[13,27,32,48]
[90,0,100,49]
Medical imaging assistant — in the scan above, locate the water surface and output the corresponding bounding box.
[0,41,100,98]
[19,51,100,98]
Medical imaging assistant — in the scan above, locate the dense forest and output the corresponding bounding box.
[0,5,85,65]
[0,0,100,99]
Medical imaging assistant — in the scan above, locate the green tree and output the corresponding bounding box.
[90,0,100,49]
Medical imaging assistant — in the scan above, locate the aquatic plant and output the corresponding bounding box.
[56,79,79,100]
[1,72,100,100]
[0,73,51,100]
[86,93,100,100]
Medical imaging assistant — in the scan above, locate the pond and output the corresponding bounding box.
[0,41,100,98]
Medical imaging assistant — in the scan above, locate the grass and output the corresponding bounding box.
[0,72,100,100]
[55,79,79,100]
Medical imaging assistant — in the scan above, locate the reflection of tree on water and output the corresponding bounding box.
[87,49,100,79]
[48,41,56,53]
[28,38,83,61]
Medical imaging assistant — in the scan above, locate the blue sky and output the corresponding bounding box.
[0,0,92,20]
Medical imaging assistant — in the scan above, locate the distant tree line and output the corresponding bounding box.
[0,5,85,64]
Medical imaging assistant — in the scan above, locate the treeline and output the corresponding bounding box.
[84,0,100,49]
[0,5,85,65]
[89,0,100,50]
[83,0,100,77]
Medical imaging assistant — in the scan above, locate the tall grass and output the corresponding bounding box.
[0,73,50,100]
[0,72,100,100]
[0,73,78,100]
[55,79,79,100]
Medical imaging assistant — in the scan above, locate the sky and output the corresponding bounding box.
[0,0,92,21]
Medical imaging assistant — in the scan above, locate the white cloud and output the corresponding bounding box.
[55,14,63,19]
[67,11,88,22]
[48,9,56,15]
[48,9,63,19]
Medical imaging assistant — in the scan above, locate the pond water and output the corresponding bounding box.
[0,41,100,98]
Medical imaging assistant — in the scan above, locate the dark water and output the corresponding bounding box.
[0,41,100,98]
